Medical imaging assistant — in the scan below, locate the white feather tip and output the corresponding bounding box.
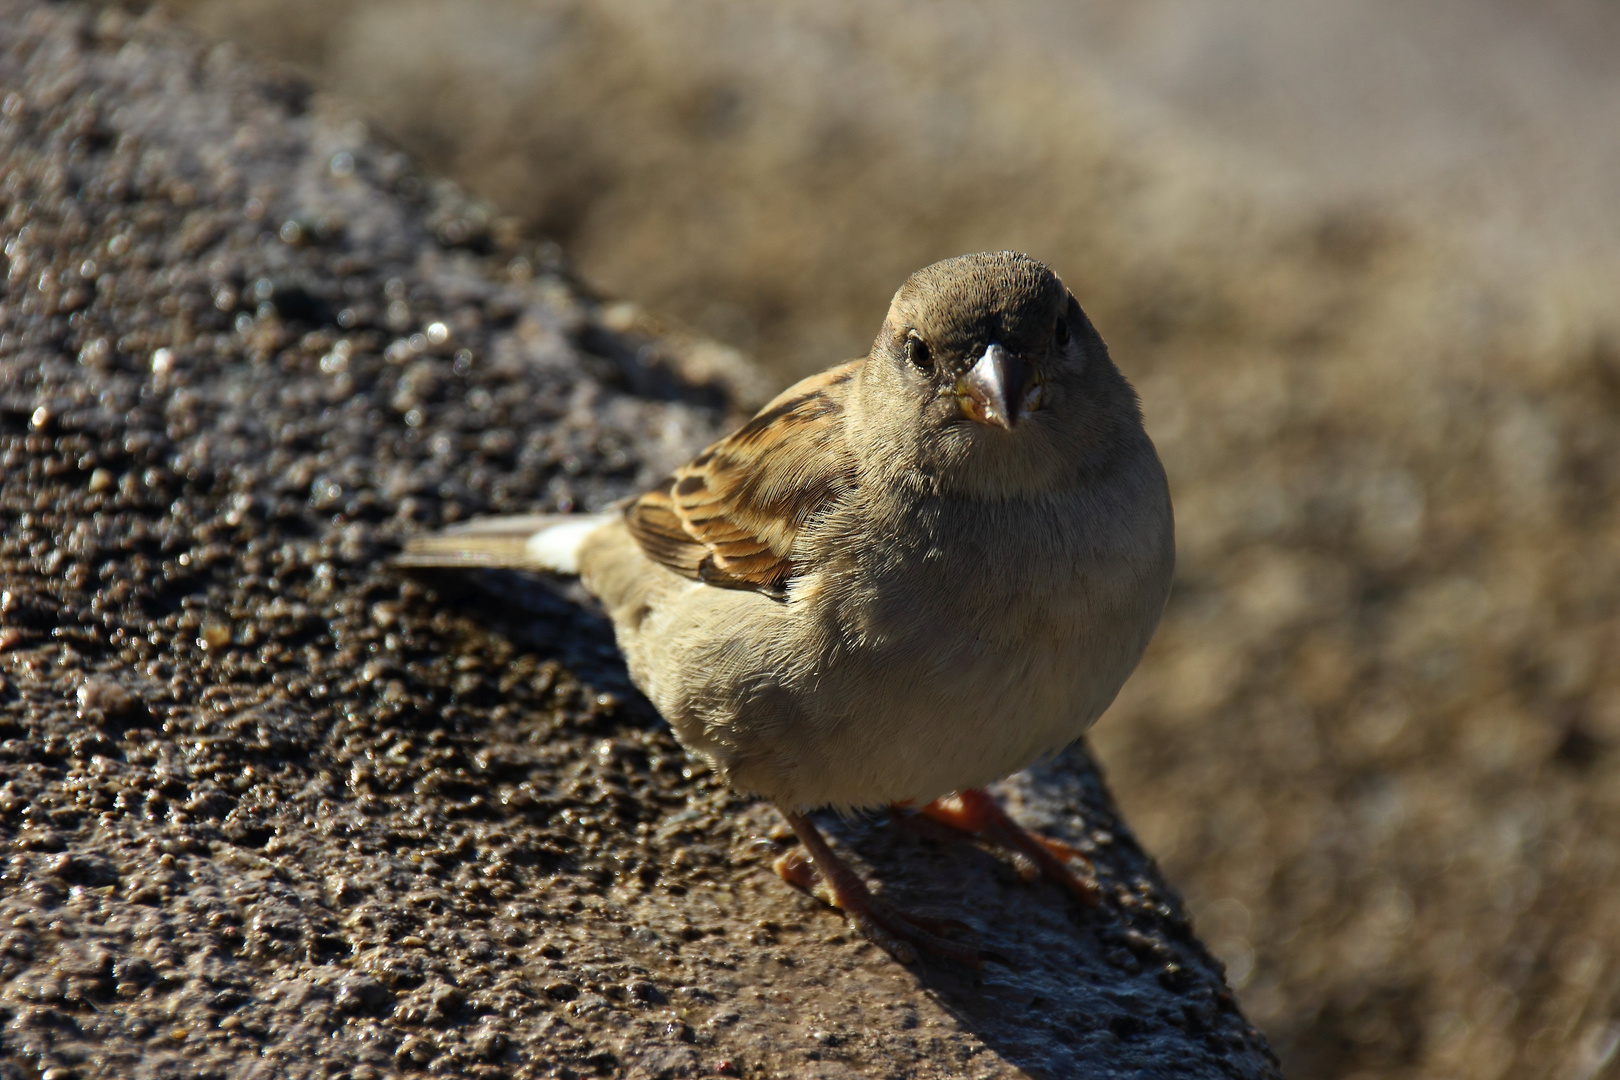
[524,516,610,574]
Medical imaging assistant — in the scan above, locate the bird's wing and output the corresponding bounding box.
[624,360,862,599]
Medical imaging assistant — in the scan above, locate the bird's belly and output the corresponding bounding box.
[797,635,1111,808]
[637,497,1172,812]
[731,572,1155,811]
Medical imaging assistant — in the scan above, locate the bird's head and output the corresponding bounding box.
[863,251,1141,494]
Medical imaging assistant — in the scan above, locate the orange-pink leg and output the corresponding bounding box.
[915,788,1101,906]
[772,807,990,967]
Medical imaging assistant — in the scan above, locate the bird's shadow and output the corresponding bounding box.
[421,566,641,703]
[409,566,1260,1078]
[802,757,1253,1077]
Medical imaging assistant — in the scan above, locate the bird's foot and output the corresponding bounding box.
[772,809,997,967]
[914,788,1101,906]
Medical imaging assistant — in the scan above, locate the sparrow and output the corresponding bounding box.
[399,252,1175,964]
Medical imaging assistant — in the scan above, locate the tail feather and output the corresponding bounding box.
[395,513,615,575]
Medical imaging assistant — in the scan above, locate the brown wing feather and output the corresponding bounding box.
[624,361,862,599]
[623,478,708,579]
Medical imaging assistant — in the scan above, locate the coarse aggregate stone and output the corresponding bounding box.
[0,4,1278,1078]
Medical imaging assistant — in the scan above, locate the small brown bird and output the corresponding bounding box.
[400,252,1175,963]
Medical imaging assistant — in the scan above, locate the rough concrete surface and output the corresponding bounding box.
[154,3,1620,1079]
[0,5,1278,1078]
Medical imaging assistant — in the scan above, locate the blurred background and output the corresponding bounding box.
[161,1,1620,1076]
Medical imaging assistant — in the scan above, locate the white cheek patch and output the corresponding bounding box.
[525,517,609,574]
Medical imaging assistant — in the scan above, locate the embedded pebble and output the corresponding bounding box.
[75,677,138,722]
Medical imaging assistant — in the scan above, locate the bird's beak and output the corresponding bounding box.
[955,343,1044,430]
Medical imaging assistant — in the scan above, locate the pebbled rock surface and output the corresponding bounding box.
[157,2,1620,1077]
[0,4,1277,1078]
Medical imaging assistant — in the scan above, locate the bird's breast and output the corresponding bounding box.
[808,480,1164,688]
[721,460,1172,809]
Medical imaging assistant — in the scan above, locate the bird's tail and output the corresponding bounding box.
[394,513,616,575]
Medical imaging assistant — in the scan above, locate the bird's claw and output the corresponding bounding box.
[916,790,1103,907]
[773,849,999,968]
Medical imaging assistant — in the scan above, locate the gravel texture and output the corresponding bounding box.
[153,3,1620,1078]
[0,5,1277,1078]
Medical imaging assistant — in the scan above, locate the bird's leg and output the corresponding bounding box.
[916,788,1101,906]
[772,806,989,967]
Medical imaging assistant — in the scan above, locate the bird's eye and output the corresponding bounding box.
[1053,316,1070,348]
[904,332,932,373]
